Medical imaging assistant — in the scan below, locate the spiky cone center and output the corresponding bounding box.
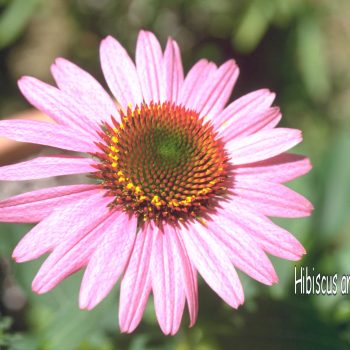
[92,102,229,225]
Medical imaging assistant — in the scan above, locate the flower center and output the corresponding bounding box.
[92,102,229,224]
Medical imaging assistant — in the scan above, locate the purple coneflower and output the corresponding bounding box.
[0,30,312,335]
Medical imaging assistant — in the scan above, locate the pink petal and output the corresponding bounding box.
[151,226,186,335]
[0,155,96,181]
[187,262,198,326]
[167,225,198,328]
[31,197,115,294]
[18,77,98,137]
[178,221,244,308]
[51,58,120,123]
[163,38,184,103]
[212,89,275,129]
[136,30,164,103]
[227,128,302,165]
[232,179,313,217]
[172,40,184,100]
[119,223,155,333]
[179,59,217,108]
[221,199,306,260]
[12,190,109,262]
[219,107,282,142]
[0,184,99,223]
[195,60,239,119]
[100,36,143,110]
[207,216,278,285]
[0,119,98,153]
[79,211,137,310]
[233,153,312,183]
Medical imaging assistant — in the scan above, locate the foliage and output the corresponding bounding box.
[1,0,350,349]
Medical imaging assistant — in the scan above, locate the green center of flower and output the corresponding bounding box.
[92,102,229,224]
[158,138,178,160]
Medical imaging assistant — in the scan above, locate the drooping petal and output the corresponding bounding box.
[51,58,120,123]
[31,198,115,294]
[232,179,313,218]
[0,119,98,153]
[79,211,137,310]
[100,36,143,110]
[212,89,275,129]
[179,59,217,108]
[178,221,244,308]
[227,128,302,165]
[18,77,99,137]
[219,107,281,142]
[195,60,239,119]
[12,190,110,262]
[207,216,278,285]
[119,223,154,333]
[0,184,99,223]
[151,226,186,335]
[0,155,96,181]
[168,225,198,327]
[222,198,306,260]
[233,153,312,183]
[136,30,164,103]
[163,38,184,103]
[187,262,198,326]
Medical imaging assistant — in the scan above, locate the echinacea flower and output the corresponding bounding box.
[0,30,312,335]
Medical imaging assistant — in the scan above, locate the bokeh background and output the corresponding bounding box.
[1,0,350,349]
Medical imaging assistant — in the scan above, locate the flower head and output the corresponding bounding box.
[94,101,229,223]
[0,30,313,335]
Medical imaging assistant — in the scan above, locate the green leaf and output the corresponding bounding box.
[0,0,41,49]
[317,131,350,238]
[233,0,274,53]
[296,16,331,102]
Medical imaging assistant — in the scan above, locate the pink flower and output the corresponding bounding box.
[0,30,313,335]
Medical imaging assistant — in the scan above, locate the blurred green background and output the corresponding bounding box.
[1,0,350,349]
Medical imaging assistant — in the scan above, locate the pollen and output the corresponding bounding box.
[151,195,162,207]
[92,101,229,224]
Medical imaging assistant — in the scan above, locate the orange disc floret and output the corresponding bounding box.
[91,102,229,224]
